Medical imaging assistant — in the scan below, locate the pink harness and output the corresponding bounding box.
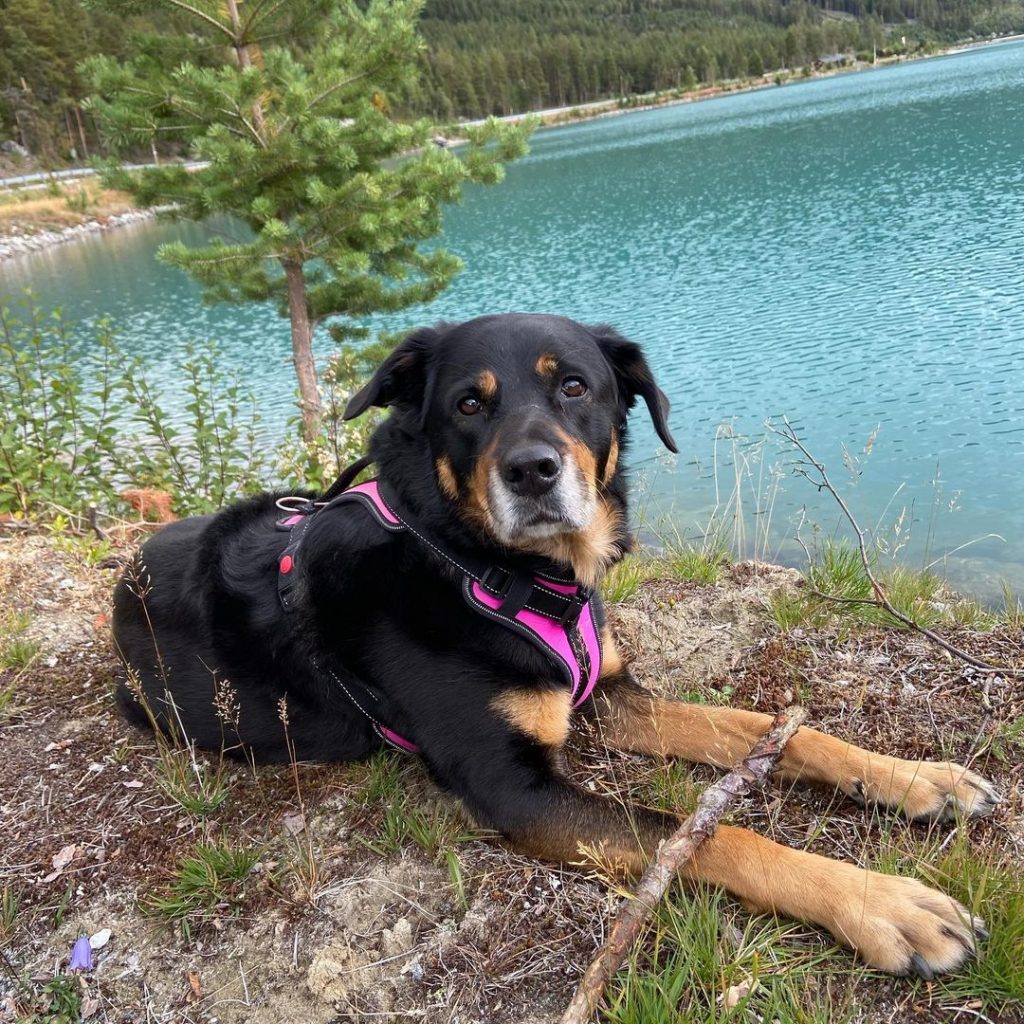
[276,479,604,753]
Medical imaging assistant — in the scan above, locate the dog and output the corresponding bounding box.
[113,312,998,977]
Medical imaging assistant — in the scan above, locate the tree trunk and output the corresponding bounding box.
[225,0,266,135]
[73,105,90,159]
[284,261,322,443]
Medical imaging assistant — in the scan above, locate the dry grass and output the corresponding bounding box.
[0,531,1021,1023]
[0,181,138,234]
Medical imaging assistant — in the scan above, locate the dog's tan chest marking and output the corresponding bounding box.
[522,497,624,589]
[492,688,571,747]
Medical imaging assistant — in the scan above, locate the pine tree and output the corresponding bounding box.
[82,0,532,441]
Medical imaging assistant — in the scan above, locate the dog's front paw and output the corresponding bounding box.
[828,870,986,977]
[851,758,1000,821]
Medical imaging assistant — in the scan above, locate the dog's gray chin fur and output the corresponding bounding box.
[487,462,595,546]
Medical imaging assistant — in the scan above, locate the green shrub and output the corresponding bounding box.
[0,298,121,515]
[116,341,269,515]
[0,295,271,518]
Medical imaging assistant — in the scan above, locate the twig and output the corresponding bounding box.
[87,505,109,542]
[559,705,806,1024]
[769,418,1024,679]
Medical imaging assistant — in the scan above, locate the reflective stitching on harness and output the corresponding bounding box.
[314,657,420,753]
[462,576,578,689]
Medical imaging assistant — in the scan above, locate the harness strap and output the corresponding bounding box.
[275,472,604,752]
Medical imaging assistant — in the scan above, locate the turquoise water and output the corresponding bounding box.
[4,40,1024,597]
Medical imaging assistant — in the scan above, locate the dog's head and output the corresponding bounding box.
[344,313,676,585]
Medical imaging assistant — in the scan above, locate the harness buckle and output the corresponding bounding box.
[557,592,586,626]
[480,565,514,597]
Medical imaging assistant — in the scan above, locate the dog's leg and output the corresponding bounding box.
[451,694,983,977]
[586,661,999,821]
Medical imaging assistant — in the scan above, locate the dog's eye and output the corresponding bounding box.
[561,377,588,399]
[457,396,482,416]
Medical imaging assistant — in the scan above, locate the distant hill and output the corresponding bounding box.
[2,0,1022,162]
[411,0,1024,117]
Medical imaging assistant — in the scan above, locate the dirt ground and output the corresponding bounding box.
[0,534,1021,1023]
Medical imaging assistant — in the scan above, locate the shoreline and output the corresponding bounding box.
[1,32,1021,262]
[0,207,161,262]
[489,30,1024,133]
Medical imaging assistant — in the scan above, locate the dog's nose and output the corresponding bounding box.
[501,443,562,497]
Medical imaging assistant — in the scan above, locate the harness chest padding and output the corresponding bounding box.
[464,577,602,709]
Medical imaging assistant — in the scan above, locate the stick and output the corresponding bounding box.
[560,705,807,1024]
[768,418,1024,679]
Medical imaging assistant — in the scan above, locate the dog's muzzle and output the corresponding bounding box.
[488,441,595,543]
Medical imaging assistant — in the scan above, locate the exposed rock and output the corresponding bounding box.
[0,206,171,262]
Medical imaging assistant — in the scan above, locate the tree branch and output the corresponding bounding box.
[769,418,1024,678]
[162,0,236,41]
[559,705,807,1024]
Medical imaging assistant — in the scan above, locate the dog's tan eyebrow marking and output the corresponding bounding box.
[535,353,559,377]
[492,688,571,747]
[436,456,458,499]
[477,370,498,399]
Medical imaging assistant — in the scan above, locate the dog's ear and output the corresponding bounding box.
[343,326,443,422]
[589,324,678,453]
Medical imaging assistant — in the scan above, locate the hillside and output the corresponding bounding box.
[412,0,1024,116]
[2,0,1023,164]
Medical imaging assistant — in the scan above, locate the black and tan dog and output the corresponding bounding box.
[113,313,998,977]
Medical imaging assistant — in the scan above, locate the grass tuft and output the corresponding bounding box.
[150,734,229,817]
[147,839,261,940]
[765,587,816,632]
[604,887,852,1024]
[360,796,478,860]
[772,540,1019,635]
[0,610,40,672]
[600,555,660,603]
[666,545,729,585]
[1001,583,1024,628]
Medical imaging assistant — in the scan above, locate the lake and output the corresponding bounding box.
[3,39,1023,599]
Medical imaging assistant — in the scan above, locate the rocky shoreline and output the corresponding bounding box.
[0,207,159,262]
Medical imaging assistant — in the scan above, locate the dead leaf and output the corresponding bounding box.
[81,993,101,1018]
[52,844,77,871]
[721,976,757,1009]
[89,928,112,950]
[122,779,143,789]
[283,811,305,836]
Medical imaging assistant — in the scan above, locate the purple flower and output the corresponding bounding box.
[68,935,93,973]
